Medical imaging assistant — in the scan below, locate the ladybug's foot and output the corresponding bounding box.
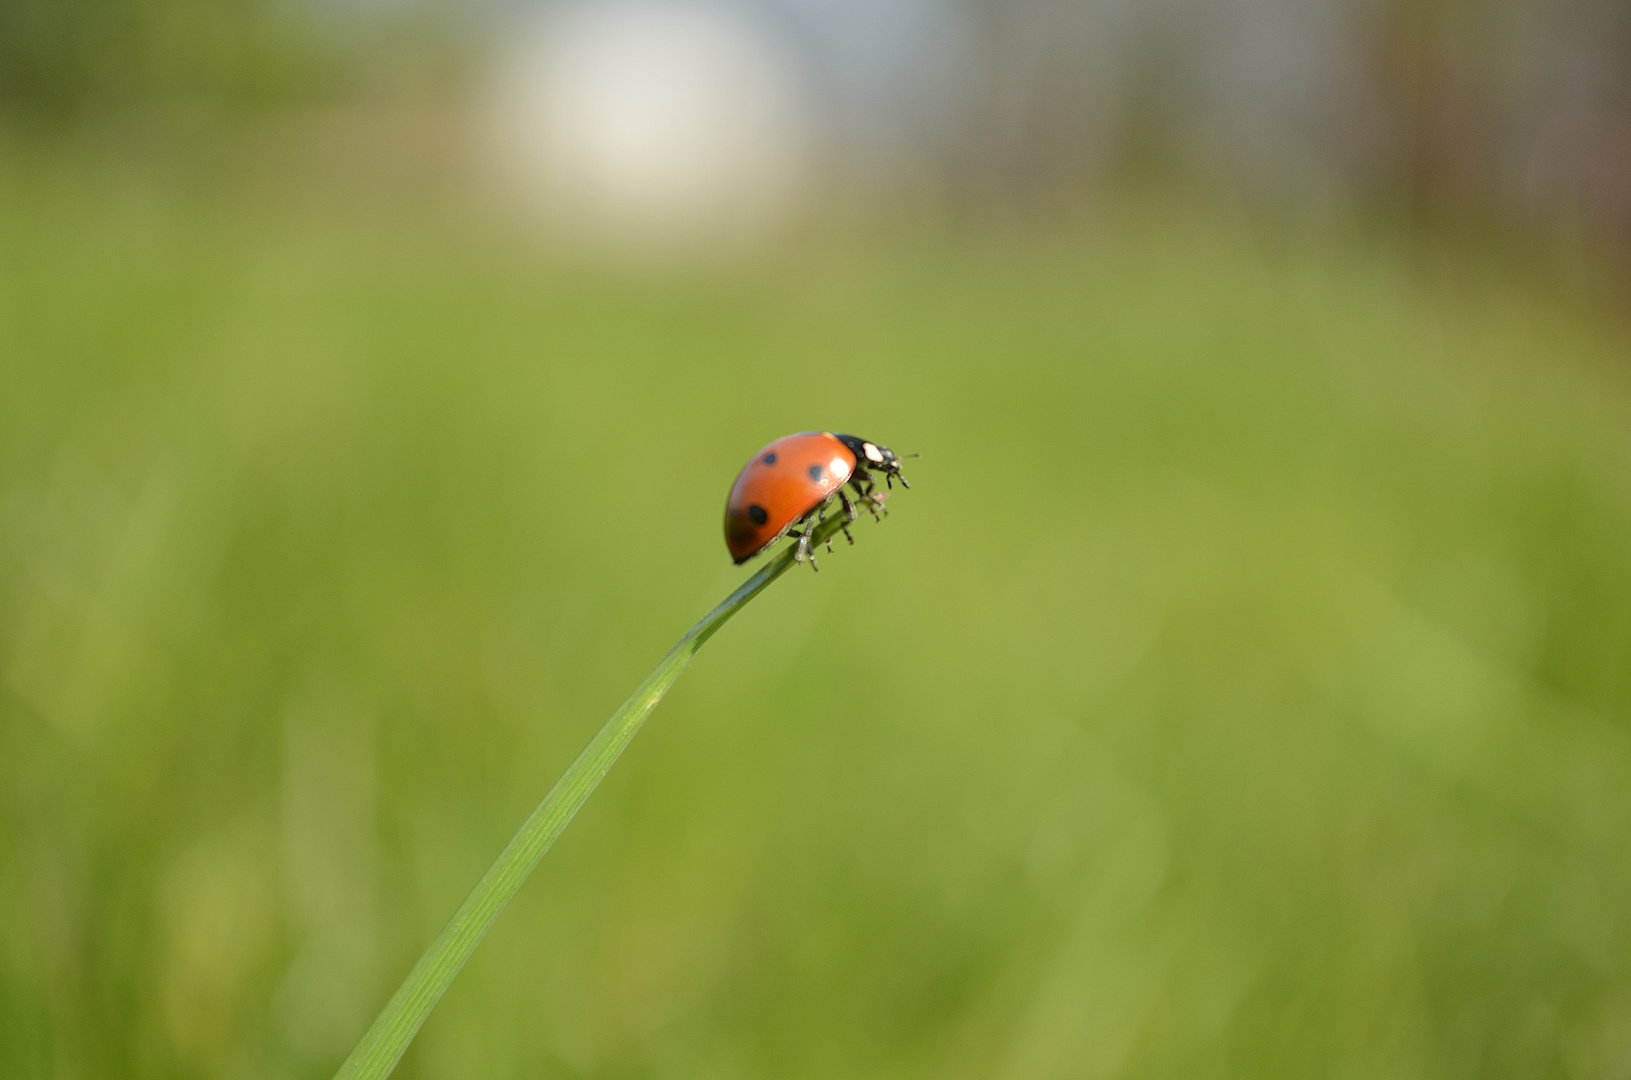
[793,528,820,571]
[849,484,884,521]
[841,522,854,545]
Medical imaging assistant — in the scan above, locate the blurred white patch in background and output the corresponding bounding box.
[484,1,814,251]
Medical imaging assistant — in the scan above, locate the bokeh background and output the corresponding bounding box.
[6,1,1631,1077]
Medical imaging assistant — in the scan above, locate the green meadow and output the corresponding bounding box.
[4,144,1631,1080]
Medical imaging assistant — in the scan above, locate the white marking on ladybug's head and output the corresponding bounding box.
[863,442,884,462]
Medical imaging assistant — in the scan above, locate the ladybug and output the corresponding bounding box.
[724,432,911,569]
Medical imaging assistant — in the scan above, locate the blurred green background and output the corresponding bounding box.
[6,1,1631,1078]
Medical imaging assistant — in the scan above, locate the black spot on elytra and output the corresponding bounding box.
[748,505,769,526]
[808,464,825,481]
[762,452,777,465]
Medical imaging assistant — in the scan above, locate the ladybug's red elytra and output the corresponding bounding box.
[723,431,911,569]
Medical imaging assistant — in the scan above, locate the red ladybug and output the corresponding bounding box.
[723,431,911,569]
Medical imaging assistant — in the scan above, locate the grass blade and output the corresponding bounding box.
[332,513,858,1080]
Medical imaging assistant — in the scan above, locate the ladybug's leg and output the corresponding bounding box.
[817,496,836,553]
[808,506,827,569]
[836,491,857,544]
[848,473,884,521]
[792,514,821,571]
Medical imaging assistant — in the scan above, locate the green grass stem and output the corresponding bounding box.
[331,513,859,1080]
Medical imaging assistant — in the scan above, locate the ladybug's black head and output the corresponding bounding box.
[834,433,912,489]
